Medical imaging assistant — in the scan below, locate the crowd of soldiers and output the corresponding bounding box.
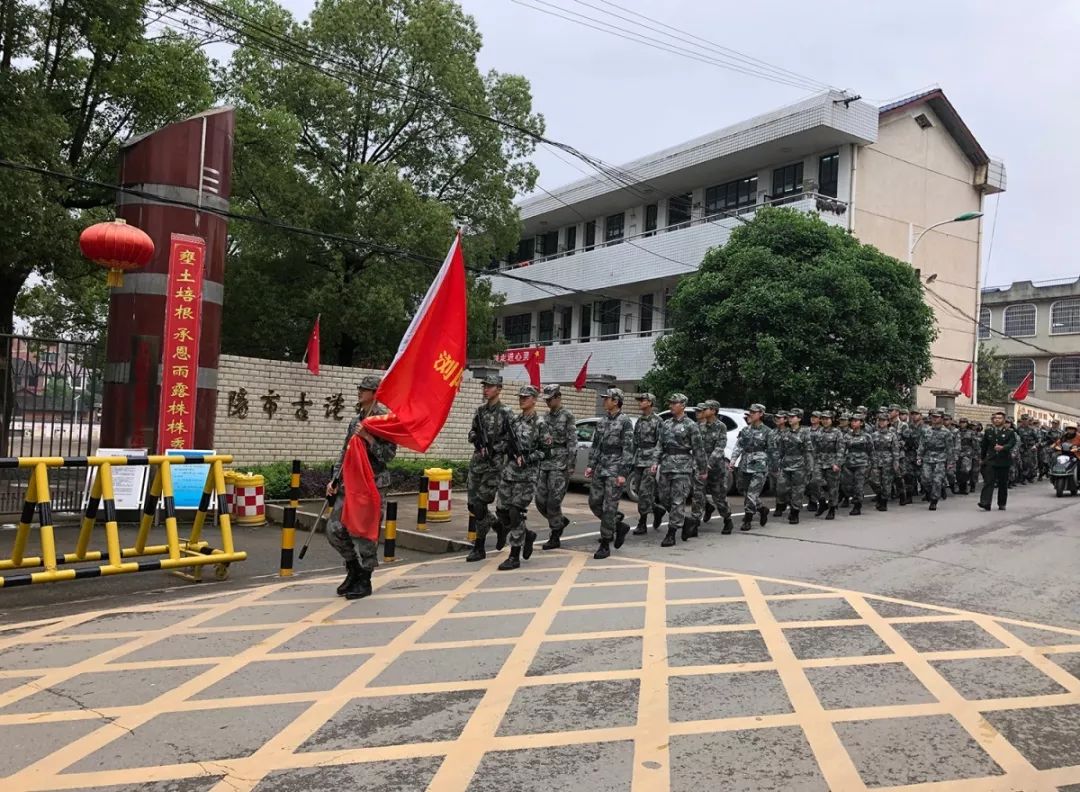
[323,373,1074,592]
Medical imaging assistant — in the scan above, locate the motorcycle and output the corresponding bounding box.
[1049,440,1080,497]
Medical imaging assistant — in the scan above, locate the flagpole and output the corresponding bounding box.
[302,313,321,364]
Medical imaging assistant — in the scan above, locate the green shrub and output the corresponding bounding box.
[239,458,469,500]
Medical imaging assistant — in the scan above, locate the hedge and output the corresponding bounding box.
[238,458,470,500]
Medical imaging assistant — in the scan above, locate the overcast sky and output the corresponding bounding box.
[286,0,1080,288]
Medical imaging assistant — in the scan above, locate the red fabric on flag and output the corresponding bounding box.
[524,354,541,388]
[959,363,973,399]
[340,435,381,540]
[574,354,591,391]
[1010,371,1033,402]
[306,316,320,376]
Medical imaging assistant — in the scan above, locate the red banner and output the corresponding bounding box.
[156,234,205,452]
[495,347,546,366]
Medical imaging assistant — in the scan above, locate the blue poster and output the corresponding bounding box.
[167,449,216,510]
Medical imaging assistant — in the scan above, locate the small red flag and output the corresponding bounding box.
[574,354,591,391]
[305,316,320,375]
[524,351,541,388]
[1010,370,1033,402]
[340,435,381,541]
[959,363,973,399]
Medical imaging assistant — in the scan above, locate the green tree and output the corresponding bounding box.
[217,0,538,365]
[641,208,936,409]
[976,343,1012,404]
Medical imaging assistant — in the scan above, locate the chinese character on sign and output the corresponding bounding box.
[433,350,464,388]
[177,269,195,283]
[179,250,196,265]
[174,286,196,303]
[228,388,250,419]
[170,383,190,399]
[172,365,190,378]
[167,419,186,434]
[261,390,280,419]
[173,345,191,362]
[325,392,345,420]
[173,327,194,342]
[292,392,313,421]
[166,401,188,417]
[174,306,194,321]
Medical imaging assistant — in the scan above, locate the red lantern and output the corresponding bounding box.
[79,219,155,287]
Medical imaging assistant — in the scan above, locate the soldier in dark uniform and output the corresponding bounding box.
[585,387,635,559]
[840,413,873,515]
[495,386,545,571]
[979,410,1017,511]
[630,393,663,534]
[465,375,513,562]
[536,384,577,550]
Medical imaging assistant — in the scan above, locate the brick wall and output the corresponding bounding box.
[215,354,601,466]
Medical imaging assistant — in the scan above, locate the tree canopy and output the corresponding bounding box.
[976,343,1012,405]
[641,208,937,409]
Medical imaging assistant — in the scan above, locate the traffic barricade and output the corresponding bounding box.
[424,467,453,523]
[232,473,267,527]
[0,453,246,587]
[224,469,238,514]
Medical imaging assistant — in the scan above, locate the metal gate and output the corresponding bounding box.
[1,334,103,514]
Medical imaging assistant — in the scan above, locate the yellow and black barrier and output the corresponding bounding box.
[279,459,301,577]
[384,501,398,562]
[416,475,428,532]
[0,454,246,588]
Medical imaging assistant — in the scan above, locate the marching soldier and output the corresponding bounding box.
[917,409,954,510]
[888,405,911,504]
[1007,417,1022,487]
[956,417,978,495]
[686,403,710,538]
[729,403,774,529]
[465,374,513,562]
[326,374,397,600]
[630,393,663,535]
[770,410,789,510]
[904,409,925,502]
[813,411,843,519]
[869,412,901,511]
[655,394,707,545]
[585,387,635,559]
[692,400,734,534]
[536,384,576,550]
[979,410,1017,511]
[807,411,822,512]
[840,413,873,515]
[774,409,814,524]
[1017,414,1039,484]
[1040,420,1062,480]
[494,385,545,570]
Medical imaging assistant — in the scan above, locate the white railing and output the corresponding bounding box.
[503,327,673,350]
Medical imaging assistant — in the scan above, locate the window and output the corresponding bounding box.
[605,213,624,245]
[515,237,534,264]
[1003,304,1037,337]
[1049,357,1080,391]
[978,306,991,340]
[818,153,839,198]
[772,162,804,199]
[579,303,592,342]
[639,293,654,336]
[502,313,531,346]
[564,225,577,256]
[668,193,692,228]
[584,221,596,251]
[1003,358,1035,392]
[705,176,757,217]
[1050,299,1080,335]
[644,204,658,236]
[538,309,554,345]
[599,299,620,340]
[557,307,572,344]
[538,230,558,258]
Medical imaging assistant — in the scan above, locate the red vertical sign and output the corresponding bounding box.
[156,234,205,452]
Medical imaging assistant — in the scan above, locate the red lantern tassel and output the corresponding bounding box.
[107,268,124,287]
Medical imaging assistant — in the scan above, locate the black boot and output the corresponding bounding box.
[850,502,862,516]
[741,515,753,532]
[826,505,836,520]
[498,546,521,570]
[681,517,694,542]
[593,539,611,559]
[344,568,373,600]
[758,506,769,526]
[541,527,562,550]
[788,509,800,525]
[840,495,850,507]
[875,495,887,512]
[958,484,968,495]
[633,515,648,535]
[704,503,714,522]
[614,519,631,549]
[722,516,734,534]
[652,507,665,531]
[660,528,677,547]
[807,499,818,513]
[337,559,362,596]
[773,504,786,517]
[978,502,991,511]
[929,500,938,511]
[688,517,699,538]
[522,530,537,560]
[922,493,930,502]
[465,537,486,562]
[815,500,828,517]
[494,520,509,551]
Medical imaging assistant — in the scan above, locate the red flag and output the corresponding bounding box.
[959,363,973,399]
[524,352,541,388]
[340,435,381,540]
[574,354,591,391]
[1010,371,1033,402]
[305,315,320,375]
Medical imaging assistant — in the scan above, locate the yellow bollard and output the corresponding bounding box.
[279,460,301,577]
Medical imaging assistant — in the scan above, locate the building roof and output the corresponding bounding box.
[980,277,1080,303]
[879,87,990,167]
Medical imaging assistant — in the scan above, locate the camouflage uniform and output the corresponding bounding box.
[775,415,814,519]
[889,410,911,503]
[918,418,954,504]
[1041,425,1063,478]
[957,422,979,494]
[731,408,775,521]
[631,403,663,528]
[944,417,961,493]
[587,395,635,544]
[839,425,874,509]
[497,410,545,547]
[327,398,396,571]
[868,418,901,509]
[534,392,576,536]
[812,416,843,512]
[657,400,706,543]
[1017,419,1039,483]
[903,414,924,497]
[467,391,513,548]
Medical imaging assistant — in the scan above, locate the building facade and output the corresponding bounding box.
[488,88,1005,406]
[979,278,1080,413]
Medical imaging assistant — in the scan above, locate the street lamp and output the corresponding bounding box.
[908,211,983,262]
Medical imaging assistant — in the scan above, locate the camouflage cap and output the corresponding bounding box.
[357,374,382,391]
[958,416,969,423]
[877,411,889,421]
[518,385,540,398]
[775,410,789,418]
[943,413,953,420]
[601,387,624,401]
[928,408,943,417]
[480,374,503,387]
[851,413,865,422]
[668,393,689,404]
[888,404,903,412]
[839,412,852,420]
[909,408,921,415]
[856,405,867,413]
[695,402,707,411]
[542,384,561,400]
[811,410,822,418]
[789,408,804,418]
[748,403,766,413]
[819,410,834,419]
[704,399,721,411]
[635,392,656,404]
[992,410,1007,417]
